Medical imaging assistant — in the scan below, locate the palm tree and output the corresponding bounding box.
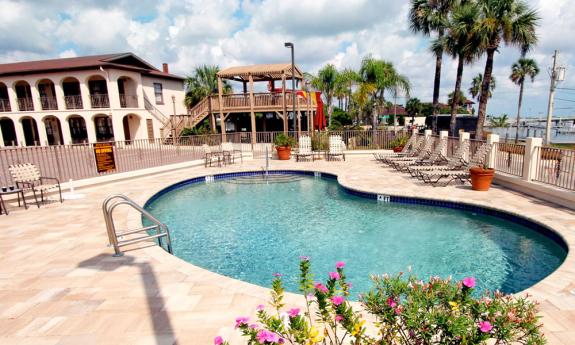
[472,0,540,139]
[409,0,458,126]
[489,114,510,128]
[447,90,468,108]
[184,65,231,109]
[406,97,422,124]
[337,68,361,113]
[359,56,410,131]
[432,3,482,135]
[311,64,339,127]
[510,58,539,142]
[469,73,496,102]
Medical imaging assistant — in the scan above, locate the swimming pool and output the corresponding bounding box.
[144,172,567,296]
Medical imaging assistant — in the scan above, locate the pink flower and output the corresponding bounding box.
[329,271,340,280]
[394,305,403,315]
[387,297,397,308]
[257,330,280,344]
[314,283,328,293]
[256,304,265,311]
[288,308,300,318]
[347,282,353,289]
[462,277,476,289]
[335,315,344,322]
[214,336,224,345]
[331,296,344,306]
[478,321,493,333]
[336,261,345,269]
[299,256,310,261]
[235,316,250,329]
[249,324,259,329]
[272,273,282,277]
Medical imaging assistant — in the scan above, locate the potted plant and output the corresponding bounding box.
[469,162,495,191]
[390,135,409,153]
[273,133,297,160]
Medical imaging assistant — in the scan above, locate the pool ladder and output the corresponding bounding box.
[102,194,173,257]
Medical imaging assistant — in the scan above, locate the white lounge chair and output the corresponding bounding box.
[9,163,62,207]
[407,140,471,178]
[373,133,418,162]
[326,135,346,161]
[393,137,447,171]
[295,136,313,162]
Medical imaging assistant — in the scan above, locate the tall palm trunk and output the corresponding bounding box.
[476,47,496,140]
[327,97,333,127]
[432,29,445,133]
[449,54,464,137]
[515,80,524,143]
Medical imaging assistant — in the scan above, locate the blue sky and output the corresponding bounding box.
[1,0,574,118]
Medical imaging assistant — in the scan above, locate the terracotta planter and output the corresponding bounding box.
[276,146,291,160]
[469,167,495,191]
[393,146,404,153]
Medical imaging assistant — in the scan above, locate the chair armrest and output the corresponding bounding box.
[40,176,60,184]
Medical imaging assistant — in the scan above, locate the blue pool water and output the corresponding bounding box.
[145,175,566,296]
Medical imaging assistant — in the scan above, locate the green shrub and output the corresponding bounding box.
[273,133,297,147]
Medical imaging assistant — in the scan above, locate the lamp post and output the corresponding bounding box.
[171,95,176,144]
[284,42,296,133]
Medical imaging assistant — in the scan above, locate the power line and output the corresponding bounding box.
[555,97,575,103]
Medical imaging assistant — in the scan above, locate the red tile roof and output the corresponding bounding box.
[0,53,184,80]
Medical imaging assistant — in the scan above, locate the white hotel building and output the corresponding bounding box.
[0,53,187,147]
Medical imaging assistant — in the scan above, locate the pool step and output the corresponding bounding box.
[226,174,304,184]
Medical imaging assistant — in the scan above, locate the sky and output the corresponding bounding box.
[1,0,575,118]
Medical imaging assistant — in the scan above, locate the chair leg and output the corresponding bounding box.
[31,188,40,208]
[58,185,63,203]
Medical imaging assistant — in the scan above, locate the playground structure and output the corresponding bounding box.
[176,63,325,143]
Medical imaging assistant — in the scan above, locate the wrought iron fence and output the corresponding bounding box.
[493,142,524,177]
[533,146,575,190]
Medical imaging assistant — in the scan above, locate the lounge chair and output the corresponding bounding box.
[373,134,418,162]
[221,142,242,164]
[392,137,447,172]
[326,135,346,161]
[419,142,492,187]
[295,136,313,162]
[8,163,62,207]
[389,137,436,169]
[385,135,432,165]
[407,140,470,178]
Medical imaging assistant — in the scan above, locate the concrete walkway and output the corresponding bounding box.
[0,156,574,344]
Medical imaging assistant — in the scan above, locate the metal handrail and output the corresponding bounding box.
[102,194,172,257]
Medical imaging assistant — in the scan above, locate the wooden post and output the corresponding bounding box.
[243,81,247,94]
[208,96,216,133]
[218,77,226,141]
[282,73,287,133]
[249,74,256,145]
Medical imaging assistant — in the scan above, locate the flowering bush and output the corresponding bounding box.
[215,259,545,344]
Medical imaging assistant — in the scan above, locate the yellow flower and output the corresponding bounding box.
[449,301,460,312]
[307,326,324,344]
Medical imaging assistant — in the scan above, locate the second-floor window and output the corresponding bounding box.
[154,83,163,104]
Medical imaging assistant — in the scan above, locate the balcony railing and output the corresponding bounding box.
[120,94,138,108]
[17,97,34,111]
[64,95,83,110]
[39,96,58,110]
[90,94,110,108]
[0,99,10,112]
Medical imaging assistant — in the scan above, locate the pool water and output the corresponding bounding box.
[145,175,566,296]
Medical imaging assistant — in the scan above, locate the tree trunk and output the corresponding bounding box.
[432,29,444,133]
[450,54,465,137]
[476,48,496,140]
[372,105,378,135]
[515,81,524,143]
[327,97,333,127]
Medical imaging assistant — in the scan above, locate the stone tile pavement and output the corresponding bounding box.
[0,156,574,344]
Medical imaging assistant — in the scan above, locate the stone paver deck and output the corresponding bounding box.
[1,156,574,344]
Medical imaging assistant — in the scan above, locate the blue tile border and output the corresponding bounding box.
[144,170,568,253]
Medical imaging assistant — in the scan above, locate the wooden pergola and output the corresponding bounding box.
[216,63,306,142]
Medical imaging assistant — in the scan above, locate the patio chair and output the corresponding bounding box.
[374,134,419,163]
[326,135,346,161]
[8,163,62,207]
[419,142,492,187]
[384,135,430,165]
[407,140,470,178]
[202,144,222,167]
[221,142,242,164]
[295,136,313,162]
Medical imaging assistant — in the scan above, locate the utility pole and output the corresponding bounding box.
[545,50,558,145]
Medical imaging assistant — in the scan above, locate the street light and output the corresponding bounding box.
[284,42,296,132]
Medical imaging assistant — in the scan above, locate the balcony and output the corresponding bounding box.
[119,94,138,108]
[17,97,34,111]
[39,96,58,110]
[0,99,10,112]
[90,94,110,109]
[64,95,83,110]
